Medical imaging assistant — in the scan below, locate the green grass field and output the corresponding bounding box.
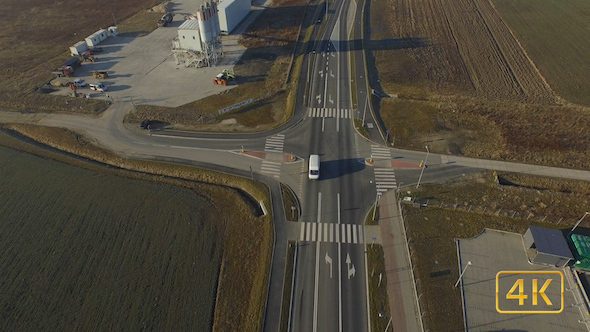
[0,131,272,331]
[0,145,222,330]
[492,0,590,107]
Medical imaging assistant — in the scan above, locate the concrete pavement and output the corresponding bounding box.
[378,190,423,332]
[440,154,590,181]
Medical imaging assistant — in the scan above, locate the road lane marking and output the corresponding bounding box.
[330,223,334,242]
[347,224,352,243]
[353,225,358,244]
[317,222,322,242]
[311,221,316,242]
[338,192,343,332]
[358,225,364,244]
[300,222,305,241]
[306,222,311,242]
[324,223,329,242]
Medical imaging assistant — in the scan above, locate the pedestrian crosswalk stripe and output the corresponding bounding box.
[261,159,281,178]
[347,224,352,243]
[264,134,285,152]
[298,222,365,244]
[375,167,397,194]
[370,144,391,158]
[307,108,352,119]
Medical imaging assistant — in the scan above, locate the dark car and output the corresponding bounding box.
[140,120,152,130]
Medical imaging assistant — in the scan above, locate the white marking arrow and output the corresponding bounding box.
[318,70,324,78]
[346,253,356,279]
[330,70,334,78]
[325,252,333,278]
[329,95,334,104]
[316,94,322,104]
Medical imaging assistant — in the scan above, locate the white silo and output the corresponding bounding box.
[205,2,216,39]
[198,5,213,43]
[211,1,221,38]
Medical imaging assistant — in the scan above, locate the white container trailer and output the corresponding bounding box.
[107,26,119,37]
[218,0,251,34]
[177,20,203,52]
[69,41,89,56]
[85,29,108,47]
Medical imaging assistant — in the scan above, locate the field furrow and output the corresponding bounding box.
[475,0,556,103]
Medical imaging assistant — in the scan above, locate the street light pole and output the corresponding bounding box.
[454,261,472,287]
[569,212,590,237]
[416,146,429,188]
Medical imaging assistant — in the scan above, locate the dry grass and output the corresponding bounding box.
[367,245,391,332]
[1,124,273,331]
[413,172,590,224]
[403,182,572,331]
[370,0,590,169]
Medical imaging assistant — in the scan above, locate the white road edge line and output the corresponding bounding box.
[338,192,343,332]
[364,242,372,332]
[313,192,322,332]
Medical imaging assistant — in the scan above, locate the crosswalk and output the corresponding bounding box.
[264,134,285,152]
[261,160,281,178]
[370,144,391,159]
[375,168,397,195]
[260,134,285,178]
[370,144,397,194]
[299,222,364,244]
[307,108,353,119]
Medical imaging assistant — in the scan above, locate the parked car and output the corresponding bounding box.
[140,120,152,130]
[74,78,87,87]
[89,82,107,92]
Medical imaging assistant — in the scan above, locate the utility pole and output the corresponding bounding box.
[416,146,429,188]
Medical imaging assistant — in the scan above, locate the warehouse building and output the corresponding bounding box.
[523,226,574,267]
[218,0,251,34]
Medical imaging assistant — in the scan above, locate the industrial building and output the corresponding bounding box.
[218,0,251,34]
[172,2,223,68]
[523,226,574,267]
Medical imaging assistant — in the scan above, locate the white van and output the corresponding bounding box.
[308,154,320,180]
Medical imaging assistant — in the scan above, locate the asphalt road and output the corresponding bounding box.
[3,0,590,331]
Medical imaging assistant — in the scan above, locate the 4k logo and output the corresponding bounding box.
[496,271,564,313]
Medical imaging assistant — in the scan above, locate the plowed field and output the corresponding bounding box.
[371,0,555,103]
[492,0,590,107]
[370,0,590,169]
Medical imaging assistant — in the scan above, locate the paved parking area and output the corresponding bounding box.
[457,229,588,331]
[50,0,247,107]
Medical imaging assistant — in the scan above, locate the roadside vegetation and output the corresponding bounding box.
[400,172,590,331]
[366,244,391,332]
[0,0,162,114]
[279,242,297,332]
[369,0,590,169]
[0,126,273,330]
[129,0,316,132]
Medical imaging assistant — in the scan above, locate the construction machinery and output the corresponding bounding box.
[157,13,174,27]
[52,66,74,77]
[79,53,96,62]
[213,69,236,86]
[93,70,109,79]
